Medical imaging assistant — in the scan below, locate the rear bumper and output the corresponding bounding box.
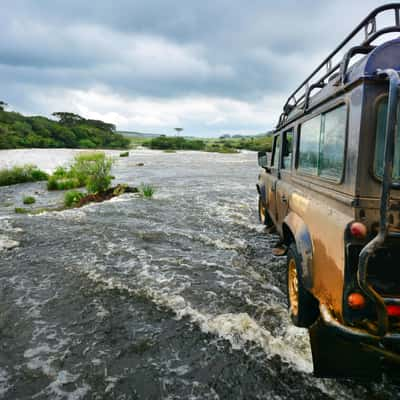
[319,304,400,363]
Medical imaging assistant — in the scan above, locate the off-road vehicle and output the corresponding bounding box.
[257,4,400,378]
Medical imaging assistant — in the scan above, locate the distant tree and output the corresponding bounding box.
[52,112,84,126]
[0,101,8,111]
[86,119,116,132]
[174,127,183,136]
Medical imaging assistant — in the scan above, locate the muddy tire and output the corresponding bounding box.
[286,243,319,328]
[258,196,273,227]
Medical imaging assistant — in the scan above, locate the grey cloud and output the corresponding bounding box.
[0,0,392,134]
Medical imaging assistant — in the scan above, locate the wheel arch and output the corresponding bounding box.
[283,212,314,290]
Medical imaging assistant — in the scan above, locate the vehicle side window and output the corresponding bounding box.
[282,130,293,169]
[299,115,320,174]
[374,98,400,180]
[272,134,280,166]
[298,104,346,181]
[320,105,347,179]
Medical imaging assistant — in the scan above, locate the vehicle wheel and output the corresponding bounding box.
[258,196,273,227]
[287,243,319,328]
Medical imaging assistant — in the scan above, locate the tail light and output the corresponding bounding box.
[347,292,366,309]
[387,304,400,317]
[350,222,368,239]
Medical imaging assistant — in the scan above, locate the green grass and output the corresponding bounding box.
[140,183,155,198]
[0,165,48,186]
[64,190,85,207]
[23,196,36,205]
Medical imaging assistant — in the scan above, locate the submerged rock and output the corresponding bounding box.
[0,235,19,251]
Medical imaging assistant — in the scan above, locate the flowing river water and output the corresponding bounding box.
[0,148,398,399]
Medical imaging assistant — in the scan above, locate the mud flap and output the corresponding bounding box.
[309,318,384,379]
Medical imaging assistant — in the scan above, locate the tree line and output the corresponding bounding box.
[0,106,130,149]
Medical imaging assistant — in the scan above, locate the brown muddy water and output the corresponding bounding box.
[0,149,398,399]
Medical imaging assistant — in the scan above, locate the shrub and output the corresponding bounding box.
[64,190,85,207]
[119,151,129,157]
[53,166,69,179]
[23,196,36,205]
[47,176,59,190]
[70,152,113,193]
[140,183,155,198]
[0,165,48,186]
[30,169,49,181]
[47,176,81,191]
[15,207,29,214]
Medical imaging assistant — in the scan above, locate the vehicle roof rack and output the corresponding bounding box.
[277,3,400,128]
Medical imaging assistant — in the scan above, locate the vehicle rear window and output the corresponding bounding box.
[298,104,346,181]
[374,98,400,180]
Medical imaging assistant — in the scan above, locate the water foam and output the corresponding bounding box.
[0,368,11,398]
[81,268,313,374]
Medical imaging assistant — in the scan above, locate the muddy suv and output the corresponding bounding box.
[257,4,400,379]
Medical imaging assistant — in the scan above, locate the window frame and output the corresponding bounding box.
[296,102,348,184]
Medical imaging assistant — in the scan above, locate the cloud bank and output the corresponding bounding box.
[0,0,390,136]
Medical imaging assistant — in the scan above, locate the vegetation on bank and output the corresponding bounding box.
[47,152,113,193]
[0,151,158,213]
[0,107,130,149]
[143,136,207,151]
[142,135,238,153]
[141,134,272,153]
[208,135,273,152]
[0,165,48,186]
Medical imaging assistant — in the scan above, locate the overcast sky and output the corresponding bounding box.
[0,0,394,136]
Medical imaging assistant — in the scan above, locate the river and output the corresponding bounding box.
[0,148,398,399]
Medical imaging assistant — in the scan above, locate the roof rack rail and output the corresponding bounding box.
[277,3,400,128]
